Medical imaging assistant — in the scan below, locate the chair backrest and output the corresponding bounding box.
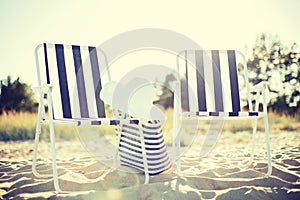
[35,43,110,119]
[177,50,249,112]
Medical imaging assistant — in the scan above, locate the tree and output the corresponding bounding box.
[156,33,300,116]
[154,74,188,110]
[0,76,37,114]
[247,33,300,116]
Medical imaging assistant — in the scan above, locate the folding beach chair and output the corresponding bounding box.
[33,43,171,193]
[173,50,272,178]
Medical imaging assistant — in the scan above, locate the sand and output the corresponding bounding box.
[0,131,299,200]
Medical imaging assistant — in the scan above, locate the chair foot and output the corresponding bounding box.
[176,159,182,176]
[144,173,150,184]
[54,183,62,193]
[264,165,272,178]
[32,169,53,179]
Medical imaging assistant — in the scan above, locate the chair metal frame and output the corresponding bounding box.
[32,43,170,192]
[172,50,272,178]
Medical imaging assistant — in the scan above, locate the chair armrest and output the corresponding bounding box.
[249,81,269,93]
[169,80,179,92]
[33,84,53,93]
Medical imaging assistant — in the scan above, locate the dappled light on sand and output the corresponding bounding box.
[0,131,299,199]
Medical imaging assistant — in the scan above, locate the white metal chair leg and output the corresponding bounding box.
[32,88,62,193]
[176,139,181,176]
[262,88,272,178]
[112,125,122,169]
[250,119,258,165]
[264,115,272,178]
[249,91,260,166]
[47,90,62,193]
[98,126,120,181]
[32,129,40,177]
[32,94,52,179]
[100,125,123,181]
[172,80,182,176]
[144,172,150,184]
[139,124,150,184]
[173,117,181,176]
[32,126,53,178]
[32,118,62,193]
[49,122,62,193]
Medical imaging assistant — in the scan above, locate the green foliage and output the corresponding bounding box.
[156,33,300,116]
[247,33,300,116]
[154,74,189,110]
[0,76,37,114]
[154,74,175,109]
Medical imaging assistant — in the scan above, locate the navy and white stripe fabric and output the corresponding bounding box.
[43,43,108,120]
[181,50,259,117]
[118,120,171,176]
[42,43,171,176]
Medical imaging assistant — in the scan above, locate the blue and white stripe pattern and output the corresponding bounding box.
[119,120,171,176]
[43,43,140,125]
[43,43,108,120]
[42,43,171,176]
[182,50,259,117]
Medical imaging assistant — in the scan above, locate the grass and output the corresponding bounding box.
[0,110,299,142]
[0,112,37,141]
[0,112,78,141]
[223,111,300,133]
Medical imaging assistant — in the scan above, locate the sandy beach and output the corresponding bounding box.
[0,131,299,200]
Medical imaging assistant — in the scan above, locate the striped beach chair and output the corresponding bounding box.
[173,50,272,178]
[33,43,171,192]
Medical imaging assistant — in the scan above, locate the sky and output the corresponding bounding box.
[0,0,300,86]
